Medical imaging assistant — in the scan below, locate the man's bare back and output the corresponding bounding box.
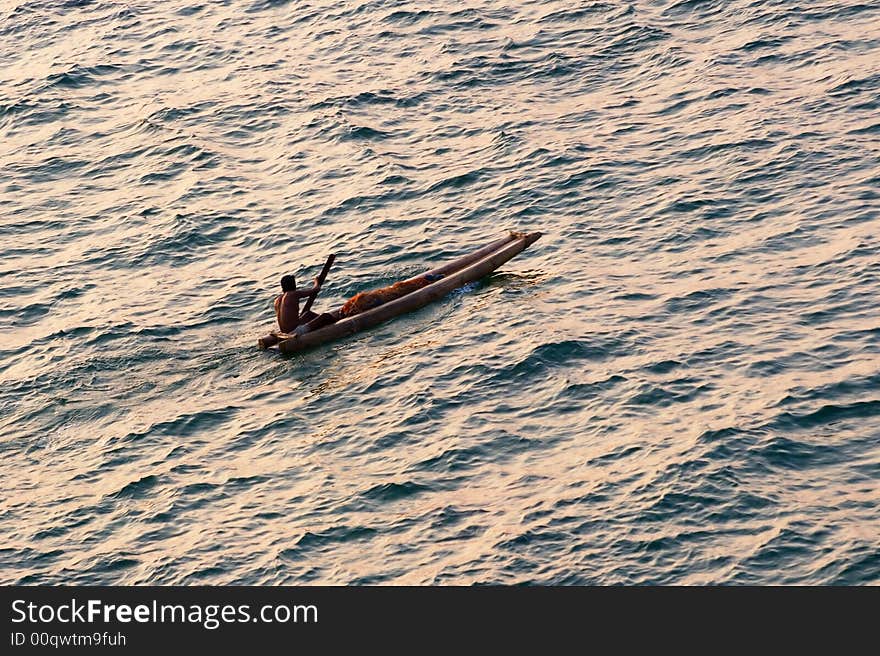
[274,274,321,333]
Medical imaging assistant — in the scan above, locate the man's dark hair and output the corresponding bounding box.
[280,274,296,292]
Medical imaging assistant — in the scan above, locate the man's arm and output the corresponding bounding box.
[292,277,322,299]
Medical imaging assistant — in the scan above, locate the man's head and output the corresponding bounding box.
[280,274,296,292]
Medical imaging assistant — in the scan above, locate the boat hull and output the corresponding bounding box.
[267,231,542,354]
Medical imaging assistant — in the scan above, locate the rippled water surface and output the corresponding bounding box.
[2,0,879,584]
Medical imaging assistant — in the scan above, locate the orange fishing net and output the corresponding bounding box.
[340,276,434,318]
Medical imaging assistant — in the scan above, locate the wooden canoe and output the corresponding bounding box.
[262,230,542,354]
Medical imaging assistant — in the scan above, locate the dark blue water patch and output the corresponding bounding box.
[830,325,880,347]
[220,415,308,451]
[587,444,643,467]
[646,359,683,375]
[139,161,189,183]
[310,88,428,111]
[663,287,735,314]
[600,24,670,58]
[145,101,214,126]
[179,482,221,497]
[526,494,595,526]
[494,525,575,558]
[318,185,421,219]
[148,141,210,161]
[522,146,560,167]
[56,0,98,12]
[2,208,71,235]
[31,507,95,541]
[429,49,585,89]
[657,226,727,253]
[692,424,761,458]
[142,506,181,525]
[425,169,484,194]
[662,195,733,215]
[143,485,227,521]
[246,0,296,13]
[738,35,796,53]
[425,505,488,532]
[678,137,776,162]
[625,529,718,567]
[641,45,693,73]
[412,430,541,476]
[662,0,729,18]
[381,9,436,26]
[410,444,487,474]
[535,568,602,585]
[0,300,52,326]
[225,474,271,492]
[279,524,379,557]
[848,122,880,136]
[378,174,414,186]
[635,482,732,525]
[167,459,203,476]
[176,3,205,16]
[742,351,799,378]
[358,480,430,504]
[12,401,120,455]
[158,37,208,54]
[701,486,778,526]
[417,7,502,35]
[0,547,66,583]
[186,564,234,582]
[7,344,151,402]
[19,154,91,182]
[109,407,240,446]
[86,556,141,576]
[89,218,242,269]
[828,545,880,585]
[63,323,136,352]
[503,335,640,383]
[253,510,286,521]
[0,97,42,129]
[653,89,701,117]
[732,525,829,583]
[341,124,392,141]
[787,3,880,23]
[562,374,628,401]
[827,72,880,98]
[850,95,880,112]
[557,166,613,190]
[770,400,880,432]
[201,296,264,325]
[434,523,487,544]
[539,3,615,23]
[745,432,850,473]
[41,69,93,90]
[625,378,713,408]
[731,150,811,188]
[614,292,657,302]
[111,474,160,499]
[798,300,871,327]
[532,51,583,78]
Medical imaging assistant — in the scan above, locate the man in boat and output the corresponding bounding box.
[274,273,322,333]
[291,272,444,336]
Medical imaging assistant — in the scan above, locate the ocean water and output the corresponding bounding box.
[1,0,878,585]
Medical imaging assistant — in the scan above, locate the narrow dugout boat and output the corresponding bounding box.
[260,230,542,354]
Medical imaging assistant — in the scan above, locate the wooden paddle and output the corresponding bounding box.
[301,253,336,317]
